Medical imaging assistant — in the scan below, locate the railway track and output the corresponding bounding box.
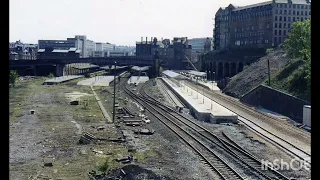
[122,80,291,179]
[139,80,291,180]
[183,80,311,164]
[156,78,184,107]
[122,83,244,179]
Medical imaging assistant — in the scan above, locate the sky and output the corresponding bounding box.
[10,0,267,46]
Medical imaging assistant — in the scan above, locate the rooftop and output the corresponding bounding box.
[233,1,272,11]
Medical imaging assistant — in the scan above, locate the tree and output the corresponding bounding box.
[284,20,310,99]
[284,20,310,60]
[9,70,19,87]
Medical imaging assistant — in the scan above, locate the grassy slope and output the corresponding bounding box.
[223,46,310,102]
[268,58,310,101]
[223,47,291,98]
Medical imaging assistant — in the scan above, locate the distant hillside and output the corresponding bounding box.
[223,46,291,98]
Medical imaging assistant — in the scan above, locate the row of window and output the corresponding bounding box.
[276,3,310,10]
[234,32,265,38]
[275,16,310,22]
[232,11,272,21]
[274,37,284,44]
[235,24,270,32]
[234,39,269,46]
[274,29,288,36]
[275,22,291,29]
[275,9,310,16]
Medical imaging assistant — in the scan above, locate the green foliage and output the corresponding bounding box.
[48,73,55,78]
[9,70,19,87]
[284,20,310,60]
[281,20,311,100]
[266,48,274,54]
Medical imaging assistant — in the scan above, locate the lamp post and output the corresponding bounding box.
[112,61,117,123]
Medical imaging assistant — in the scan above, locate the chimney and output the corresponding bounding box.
[151,37,153,43]
[141,37,143,44]
[161,37,163,41]
[146,37,148,44]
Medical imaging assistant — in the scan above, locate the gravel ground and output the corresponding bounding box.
[144,79,310,179]
[104,81,219,180]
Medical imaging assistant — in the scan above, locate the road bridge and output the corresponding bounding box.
[9,55,154,76]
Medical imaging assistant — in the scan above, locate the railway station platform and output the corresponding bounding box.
[77,76,118,86]
[161,77,238,123]
[43,75,83,85]
[127,76,149,85]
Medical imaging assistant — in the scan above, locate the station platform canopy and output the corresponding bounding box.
[162,70,186,79]
[101,65,127,70]
[131,66,150,71]
[188,70,207,77]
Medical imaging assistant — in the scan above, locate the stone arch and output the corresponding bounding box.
[217,62,223,80]
[238,62,244,73]
[224,62,230,78]
[230,62,237,77]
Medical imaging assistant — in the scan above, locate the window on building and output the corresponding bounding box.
[289,10,291,15]
[279,23,282,28]
[293,10,296,15]
[279,37,282,43]
[297,11,299,15]
[274,37,277,43]
[285,4,287,8]
[297,17,300,20]
[279,30,282,35]
[293,17,295,21]
[284,23,286,28]
[265,39,269,43]
[252,26,254,30]
[289,4,291,8]
[275,16,278,21]
[284,17,286,21]
[274,30,277,35]
[297,5,300,9]
[283,30,286,36]
[267,23,270,28]
[301,18,303,22]
[293,4,296,9]
[275,23,277,28]
[288,23,291,28]
[284,10,287,14]
[279,16,282,21]
[288,17,291,21]
[305,11,307,16]
[280,4,282,8]
[309,11,311,15]
[276,9,278,14]
[280,10,282,14]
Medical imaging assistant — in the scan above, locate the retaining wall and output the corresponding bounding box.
[240,84,310,123]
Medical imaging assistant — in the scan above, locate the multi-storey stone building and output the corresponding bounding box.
[214,0,311,50]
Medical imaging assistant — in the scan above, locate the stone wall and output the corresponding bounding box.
[240,84,310,123]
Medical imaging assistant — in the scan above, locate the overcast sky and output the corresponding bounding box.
[10,0,267,46]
